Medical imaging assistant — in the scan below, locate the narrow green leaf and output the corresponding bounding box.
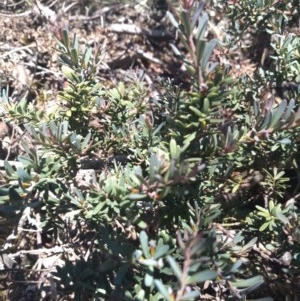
[203,98,210,114]
[136,288,145,300]
[17,167,32,182]
[4,161,15,176]
[128,193,147,200]
[232,275,264,288]
[70,48,79,67]
[204,209,221,225]
[170,138,179,159]
[72,33,78,50]
[270,99,287,129]
[274,207,289,224]
[259,111,272,130]
[166,11,179,29]
[233,232,244,244]
[186,270,217,284]
[153,245,169,259]
[189,105,206,118]
[257,211,271,218]
[207,62,219,75]
[154,280,171,301]
[225,126,232,146]
[183,132,196,147]
[201,38,218,70]
[166,256,182,279]
[169,43,183,57]
[62,121,69,136]
[137,221,148,229]
[282,98,295,121]
[139,258,158,266]
[145,269,154,287]
[241,237,257,251]
[152,122,166,136]
[195,13,208,40]
[81,132,91,149]
[191,3,205,29]
[92,202,106,215]
[61,27,70,49]
[149,154,159,181]
[253,100,260,117]
[259,222,270,232]
[139,231,150,259]
[178,290,200,300]
[268,200,275,211]
[256,205,269,213]
[279,138,291,144]
[230,259,243,273]
[196,40,207,64]
[57,122,63,142]
[181,10,191,36]
[18,155,33,168]
[49,120,57,136]
[84,47,93,67]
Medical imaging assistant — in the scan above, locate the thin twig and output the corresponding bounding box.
[0,11,31,17]
[0,45,36,59]
[285,192,300,208]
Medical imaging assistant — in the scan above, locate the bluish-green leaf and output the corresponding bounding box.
[186,270,217,284]
[201,38,218,70]
[81,132,91,149]
[61,28,70,49]
[270,99,287,129]
[128,193,147,200]
[166,11,179,29]
[178,290,200,300]
[17,167,32,182]
[166,256,182,279]
[282,98,295,121]
[230,259,243,273]
[139,258,158,266]
[139,231,150,259]
[70,48,79,67]
[253,100,260,117]
[196,40,206,63]
[154,280,171,301]
[4,161,15,176]
[241,237,258,251]
[258,222,270,232]
[145,268,154,287]
[153,245,169,259]
[232,275,264,288]
[195,13,208,40]
[279,138,291,144]
[92,201,106,215]
[260,111,272,130]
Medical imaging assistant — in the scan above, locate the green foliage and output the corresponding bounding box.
[0,1,299,300]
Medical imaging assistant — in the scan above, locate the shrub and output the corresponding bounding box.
[0,0,299,300]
